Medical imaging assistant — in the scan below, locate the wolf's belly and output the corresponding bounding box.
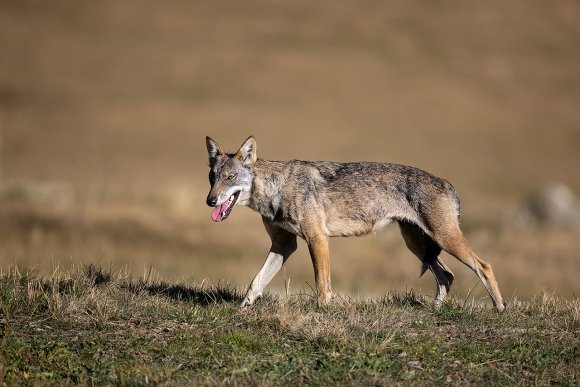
[324,216,395,237]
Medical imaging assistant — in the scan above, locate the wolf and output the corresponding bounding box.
[205,136,505,312]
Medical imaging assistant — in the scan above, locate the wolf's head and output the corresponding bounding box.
[205,136,256,222]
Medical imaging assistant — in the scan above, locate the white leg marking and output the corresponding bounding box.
[240,251,284,307]
[434,284,448,307]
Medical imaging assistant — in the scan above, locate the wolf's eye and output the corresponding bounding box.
[227,174,237,180]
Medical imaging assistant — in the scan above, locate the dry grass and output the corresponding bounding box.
[1,1,579,193]
[1,266,578,384]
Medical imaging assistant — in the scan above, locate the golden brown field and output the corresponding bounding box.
[1,0,579,302]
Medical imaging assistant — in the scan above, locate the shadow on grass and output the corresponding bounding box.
[85,264,112,286]
[126,281,243,306]
[382,290,429,309]
[84,264,242,306]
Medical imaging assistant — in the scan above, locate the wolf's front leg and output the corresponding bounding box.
[241,251,284,307]
[241,221,297,308]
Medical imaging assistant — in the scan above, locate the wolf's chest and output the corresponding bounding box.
[265,203,303,236]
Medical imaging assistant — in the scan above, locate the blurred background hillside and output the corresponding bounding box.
[1,0,579,301]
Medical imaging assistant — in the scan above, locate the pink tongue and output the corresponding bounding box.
[211,204,224,222]
[211,199,230,222]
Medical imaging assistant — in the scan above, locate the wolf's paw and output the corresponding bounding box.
[240,292,261,308]
[497,301,507,313]
[316,291,333,308]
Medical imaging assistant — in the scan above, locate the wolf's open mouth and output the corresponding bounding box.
[211,191,240,222]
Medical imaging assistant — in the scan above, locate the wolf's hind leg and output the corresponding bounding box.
[398,221,454,306]
[241,220,297,308]
[434,225,505,312]
[430,259,455,305]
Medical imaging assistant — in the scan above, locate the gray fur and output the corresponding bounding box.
[246,159,460,238]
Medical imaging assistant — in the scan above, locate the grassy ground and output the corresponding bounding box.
[1,266,578,385]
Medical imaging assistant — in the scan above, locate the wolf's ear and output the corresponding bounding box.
[206,136,222,161]
[236,136,257,166]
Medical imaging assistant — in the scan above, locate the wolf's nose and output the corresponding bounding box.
[206,196,218,207]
